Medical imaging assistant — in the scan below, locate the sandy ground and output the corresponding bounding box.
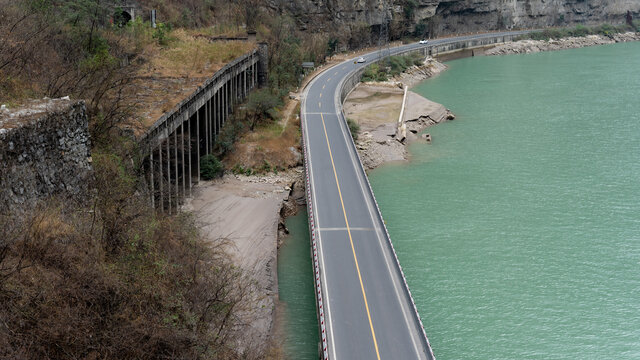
[184,168,303,354]
[344,59,454,170]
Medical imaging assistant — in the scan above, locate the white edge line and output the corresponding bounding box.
[333,76,424,358]
[302,73,337,360]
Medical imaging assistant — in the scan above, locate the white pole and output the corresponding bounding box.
[396,85,408,142]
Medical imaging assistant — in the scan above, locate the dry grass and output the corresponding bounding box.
[224,101,302,173]
[344,84,403,128]
[129,29,254,131]
[138,29,254,79]
[187,25,249,38]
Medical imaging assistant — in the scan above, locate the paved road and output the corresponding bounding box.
[302,31,530,359]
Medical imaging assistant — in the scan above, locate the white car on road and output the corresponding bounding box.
[419,39,429,44]
[356,57,366,63]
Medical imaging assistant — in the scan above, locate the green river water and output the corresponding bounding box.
[278,41,640,359]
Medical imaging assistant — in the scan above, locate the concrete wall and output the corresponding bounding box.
[0,100,92,213]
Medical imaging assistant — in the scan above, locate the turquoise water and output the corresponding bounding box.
[279,42,640,359]
[369,42,640,359]
[277,210,319,359]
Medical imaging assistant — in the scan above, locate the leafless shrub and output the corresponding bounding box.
[0,189,255,359]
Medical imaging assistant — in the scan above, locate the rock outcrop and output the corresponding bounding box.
[486,32,640,55]
[0,99,92,212]
[269,0,639,43]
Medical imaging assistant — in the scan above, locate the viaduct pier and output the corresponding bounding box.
[139,44,268,213]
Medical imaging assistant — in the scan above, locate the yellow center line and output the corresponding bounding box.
[320,113,381,360]
[319,93,323,98]
[323,84,326,89]
[319,102,322,108]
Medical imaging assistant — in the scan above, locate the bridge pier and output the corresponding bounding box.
[141,47,266,212]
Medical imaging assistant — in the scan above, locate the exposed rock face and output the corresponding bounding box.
[267,0,390,32]
[0,99,92,212]
[430,0,639,34]
[270,0,640,41]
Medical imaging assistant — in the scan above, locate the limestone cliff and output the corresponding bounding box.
[268,0,639,42]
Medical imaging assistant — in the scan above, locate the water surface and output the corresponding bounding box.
[279,42,640,359]
[368,42,640,359]
[277,210,318,359]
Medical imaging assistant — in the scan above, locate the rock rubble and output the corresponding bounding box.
[486,32,640,55]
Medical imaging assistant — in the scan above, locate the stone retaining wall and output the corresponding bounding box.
[0,100,92,212]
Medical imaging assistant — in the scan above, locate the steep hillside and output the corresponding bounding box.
[268,0,640,43]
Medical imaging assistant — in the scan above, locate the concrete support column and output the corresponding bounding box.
[209,99,213,154]
[213,91,218,140]
[223,82,227,125]
[252,62,256,89]
[150,145,155,209]
[166,137,171,215]
[228,74,232,111]
[159,142,163,213]
[258,42,268,87]
[180,121,185,200]
[174,129,179,207]
[187,117,192,197]
[218,89,222,131]
[231,71,235,109]
[196,109,200,184]
[204,103,209,155]
[209,96,213,150]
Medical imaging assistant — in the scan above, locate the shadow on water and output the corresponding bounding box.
[277,209,319,359]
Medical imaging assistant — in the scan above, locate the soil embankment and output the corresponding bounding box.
[486,32,640,55]
[344,58,454,170]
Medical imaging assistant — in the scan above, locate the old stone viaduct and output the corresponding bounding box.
[139,44,268,213]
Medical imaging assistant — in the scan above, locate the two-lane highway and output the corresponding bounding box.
[302,31,530,359]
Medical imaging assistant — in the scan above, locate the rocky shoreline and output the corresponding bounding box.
[486,32,640,56]
[344,58,454,170]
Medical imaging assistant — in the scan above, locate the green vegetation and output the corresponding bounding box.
[230,161,281,176]
[200,154,224,180]
[362,63,389,82]
[361,52,425,82]
[152,22,172,46]
[521,23,638,41]
[347,118,360,141]
[246,89,283,131]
